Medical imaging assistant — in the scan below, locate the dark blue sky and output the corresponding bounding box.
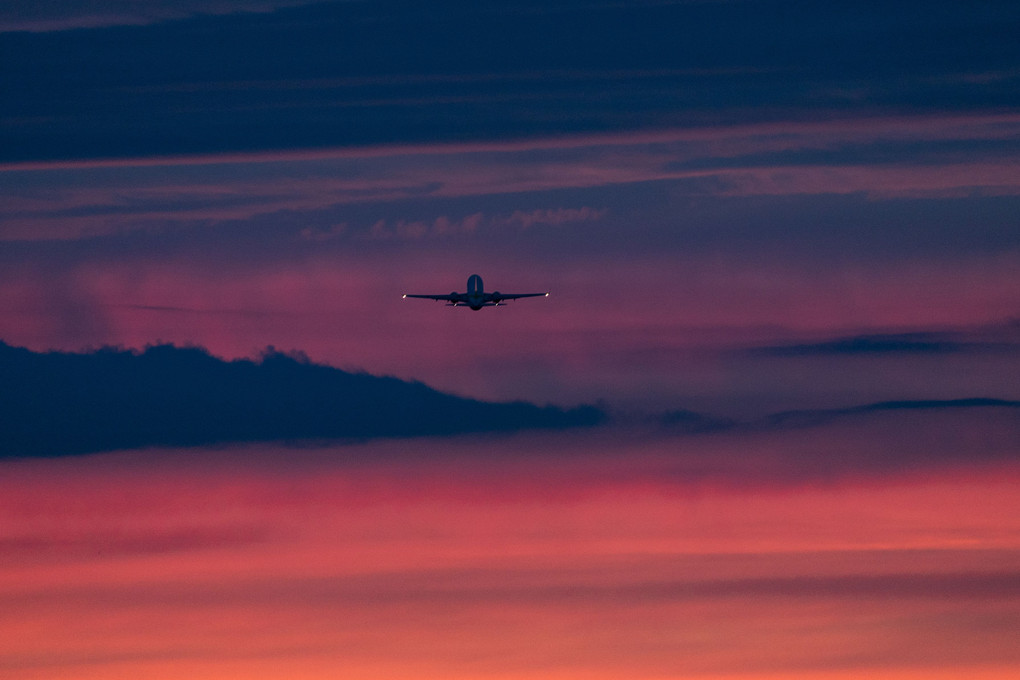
[3,0,1019,161]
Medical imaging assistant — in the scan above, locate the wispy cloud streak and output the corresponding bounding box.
[3,113,1018,242]
[0,0,321,33]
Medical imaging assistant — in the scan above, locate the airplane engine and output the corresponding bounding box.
[490,291,501,303]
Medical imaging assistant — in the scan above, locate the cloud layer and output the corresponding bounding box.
[2,430,1018,678]
[3,2,1019,161]
[2,4,1018,678]
[0,341,602,456]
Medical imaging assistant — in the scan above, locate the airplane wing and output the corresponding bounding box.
[402,288,548,306]
[403,293,466,302]
[488,292,549,301]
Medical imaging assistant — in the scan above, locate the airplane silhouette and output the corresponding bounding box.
[403,274,548,310]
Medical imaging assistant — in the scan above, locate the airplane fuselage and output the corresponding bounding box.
[465,274,486,310]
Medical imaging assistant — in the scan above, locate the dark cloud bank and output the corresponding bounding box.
[748,331,1020,357]
[658,398,1020,432]
[0,341,603,457]
[758,398,1020,429]
[3,341,1018,461]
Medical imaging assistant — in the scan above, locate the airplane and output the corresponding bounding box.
[403,274,548,310]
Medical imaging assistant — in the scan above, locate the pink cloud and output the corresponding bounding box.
[347,207,606,241]
[713,161,1020,198]
[2,112,1018,413]
[4,112,1019,242]
[1,249,1017,412]
[1,432,1018,678]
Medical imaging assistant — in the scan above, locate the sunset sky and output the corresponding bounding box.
[1,1,1019,678]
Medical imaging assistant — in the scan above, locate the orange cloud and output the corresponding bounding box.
[1,434,1018,679]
